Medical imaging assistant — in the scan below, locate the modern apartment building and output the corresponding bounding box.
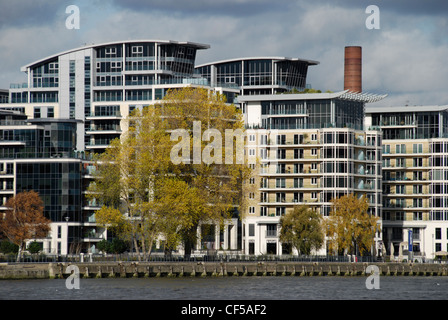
[0,40,220,255]
[0,109,98,254]
[240,91,386,255]
[366,105,448,261]
[3,39,447,260]
[5,40,213,153]
[0,40,325,256]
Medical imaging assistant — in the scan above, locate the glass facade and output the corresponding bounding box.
[16,162,82,223]
[260,98,364,130]
[371,110,448,139]
[196,58,316,95]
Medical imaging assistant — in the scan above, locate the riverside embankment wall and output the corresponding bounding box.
[1,261,448,279]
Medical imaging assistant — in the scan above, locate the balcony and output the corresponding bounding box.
[86,111,122,120]
[83,232,104,241]
[86,124,122,134]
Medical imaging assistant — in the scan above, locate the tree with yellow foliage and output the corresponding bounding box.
[325,193,380,256]
[90,87,252,260]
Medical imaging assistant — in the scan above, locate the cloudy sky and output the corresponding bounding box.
[1,0,448,107]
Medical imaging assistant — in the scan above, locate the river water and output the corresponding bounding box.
[1,276,447,300]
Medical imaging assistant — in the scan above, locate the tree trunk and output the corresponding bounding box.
[16,243,24,262]
[133,236,141,261]
[183,225,198,258]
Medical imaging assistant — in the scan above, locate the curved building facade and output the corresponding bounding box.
[7,40,211,153]
[196,57,319,96]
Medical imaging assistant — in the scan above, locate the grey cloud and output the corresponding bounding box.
[309,0,448,16]
[110,0,448,17]
[111,0,294,16]
[0,0,67,29]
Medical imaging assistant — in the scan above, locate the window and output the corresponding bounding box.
[248,206,255,214]
[276,178,285,188]
[413,198,423,208]
[294,149,303,159]
[249,134,255,142]
[311,192,317,199]
[413,143,423,153]
[413,171,423,181]
[249,224,255,237]
[132,46,143,55]
[396,185,405,194]
[413,185,423,194]
[275,207,285,216]
[396,158,405,167]
[395,212,404,221]
[249,193,255,200]
[277,149,286,159]
[413,212,423,221]
[249,149,255,156]
[436,228,442,240]
[34,107,41,119]
[311,163,317,170]
[294,192,303,203]
[106,47,116,55]
[413,158,423,167]
[383,144,390,154]
[267,224,277,236]
[260,192,267,202]
[311,148,317,156]
[396,144,406,153]
[311,178,317,185]
[294,178,303,188]
[311,133,317,141]
[277,134,286,145]
[276,192,285,203]
[294,134,303,144]
[276,164,286,174]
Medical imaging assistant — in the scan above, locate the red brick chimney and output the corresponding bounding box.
[344,46,362,93]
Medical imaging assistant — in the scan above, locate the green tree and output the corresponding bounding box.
[279,205,324,255]
[325,193,380,256]
[97,239,110,253]
[27,241,43,254]
[97,238,128,254]
[0,240,19,254]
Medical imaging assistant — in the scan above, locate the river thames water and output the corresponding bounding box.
[1,276,447,300]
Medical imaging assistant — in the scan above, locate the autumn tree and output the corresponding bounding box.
[90,102,173,261]
[279,205,324,255]
[325,193,380,256]
[90,87,252,260]
[0,191,51,261]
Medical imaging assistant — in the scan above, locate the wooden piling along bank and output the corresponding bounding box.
[1,262,448,279]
